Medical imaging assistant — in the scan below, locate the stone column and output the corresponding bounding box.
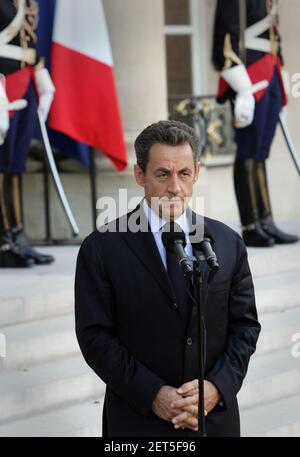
[101,0,168,171]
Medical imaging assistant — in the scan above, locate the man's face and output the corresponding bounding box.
[134,142,200,221]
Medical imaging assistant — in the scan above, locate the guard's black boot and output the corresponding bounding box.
[255,161,299,245]
[242,223,275,247]
[0,173,33,268]
[261,217,299,244]
[5,173,55,265]
[12,227,55,265]
[0,230,34,268]
[234,159,275,248]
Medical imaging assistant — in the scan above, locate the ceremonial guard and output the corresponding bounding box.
[213,0,299,247]
[0,0,55,267]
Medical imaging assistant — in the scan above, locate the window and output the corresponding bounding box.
[164,0,235,165]
[164,0,207,101]
[164,0,190,25]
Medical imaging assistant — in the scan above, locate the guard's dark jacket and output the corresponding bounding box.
[0,0,38,76]
[75,204,261,437]
[212,0,283,71]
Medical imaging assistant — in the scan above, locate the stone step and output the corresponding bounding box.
[0,276,73,328]
[238,348,300,410]
[248,242,300,280]
[0,355,104,425]
[0,243,299,330]
[254,269,300,315]
[1,283,299,369]
[2,390,300,437]
[240,394,300,437]
[0,345,298,435]
[2,393,300,437]
[216,219,300,279]
[1,333,298,425]
[1,297,299,375]
[255,305,300,357]
[0,315,79,372]
[0,397,103,437]
[0,246,78,328]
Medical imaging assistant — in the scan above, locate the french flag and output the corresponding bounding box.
[49,0,127,171]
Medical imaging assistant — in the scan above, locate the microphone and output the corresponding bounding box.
[189,220,219,272]
[162,222,193,277]
[197,237,220,272]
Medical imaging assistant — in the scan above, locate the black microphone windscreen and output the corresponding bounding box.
[161,222,186,252]
[203,221,214,243]
[190,221,214,249]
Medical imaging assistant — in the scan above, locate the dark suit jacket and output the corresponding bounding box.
[74,204,261,437]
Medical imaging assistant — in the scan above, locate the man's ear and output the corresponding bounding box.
[134,164,146,187]
[194,161,201,182]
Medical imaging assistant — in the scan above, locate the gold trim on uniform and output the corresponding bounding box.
[34,56,45,70]
[267,0,280,58]
[256,161,272,217]
[0,174,10,231]
[11,0,39,68]
[223,33,243,70]
[11,175,22,227]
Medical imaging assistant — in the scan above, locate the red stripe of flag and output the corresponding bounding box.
[49,43,127,171]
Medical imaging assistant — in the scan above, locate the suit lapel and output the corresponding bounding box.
[121,204,213,320]
[121,205,176,303]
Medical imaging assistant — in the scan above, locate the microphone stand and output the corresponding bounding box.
[161,223,219,437]
[187,250,219,438]
[186,255,206,437]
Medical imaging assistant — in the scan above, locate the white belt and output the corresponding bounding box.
[245,12,277,53]
[0,44,36,65]
[245,15,272,42]
[245,37,272,53]
[0,0,25,46]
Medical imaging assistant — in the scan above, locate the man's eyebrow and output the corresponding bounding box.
[179,166,192,172]
[154,167,171,173]
[154,166,193,173]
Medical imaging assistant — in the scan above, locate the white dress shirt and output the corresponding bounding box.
[142,198,193,270]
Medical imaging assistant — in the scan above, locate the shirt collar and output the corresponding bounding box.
[142,198,190,235]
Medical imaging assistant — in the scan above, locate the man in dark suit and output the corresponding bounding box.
[75,120,261,437]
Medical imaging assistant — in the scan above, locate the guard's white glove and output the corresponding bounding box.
[0,78,28,145]
[222,64,269,128]
[234,92,256,128]
[280,105,287,121]
[35,68,55,120]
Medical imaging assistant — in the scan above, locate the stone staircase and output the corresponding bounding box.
[0,224,300,437]
[239,229,300,437]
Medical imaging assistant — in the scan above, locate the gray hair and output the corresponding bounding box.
[134,120,201,173]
